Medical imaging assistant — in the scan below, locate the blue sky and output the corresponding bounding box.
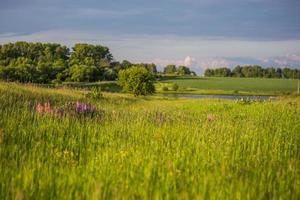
[0,0,300,73]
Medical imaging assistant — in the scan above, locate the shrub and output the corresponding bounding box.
[85,87,103,100]
[118,66,155,96]
[171,83,179,91]
[162,86,169,91]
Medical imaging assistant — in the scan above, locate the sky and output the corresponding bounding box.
[0,0,300,74]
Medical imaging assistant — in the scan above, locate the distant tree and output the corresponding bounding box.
[204,68,214,77]
[204,65,299,79]
[275,68,282,78]
[232,65,243,77]
[282,68,300,79]
[263,67,276,78]
[1,42,299,83]
[214,67,231,77]
[171,83,179,91]
[190,71,197,76]
[143,63,157,74]
[163,64,177,74]
[118,66,155,96]
[121,60,132,69]
[177,65,191,75]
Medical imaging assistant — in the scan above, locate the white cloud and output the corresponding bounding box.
[184,56,194,66]
[196,59,233,69]
[2,29,300,59]
[146,58,184,66]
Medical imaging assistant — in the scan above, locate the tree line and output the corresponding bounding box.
[0,41,195,83]
[204,65,300,79]
[0,42,157,83]
[163,64,196,76]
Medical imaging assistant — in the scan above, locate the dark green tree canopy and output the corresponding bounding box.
[204,65,300,79]
[177,65,191,75]
[0,42,124,83]
[163,64,193,75]
[69,43,113,66]
[163,64,177,74]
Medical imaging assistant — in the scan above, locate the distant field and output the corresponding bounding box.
[158,77,299,95]
[24,77,299,96]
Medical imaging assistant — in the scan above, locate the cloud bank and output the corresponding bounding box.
[0,30,300,74]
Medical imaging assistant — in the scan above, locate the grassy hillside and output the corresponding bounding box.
[0,82,299,199]
[157,77,299,95]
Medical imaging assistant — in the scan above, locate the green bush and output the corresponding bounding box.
[171,83,179,91]
[162,86,169,91]
[118,66,155,96]
[85,87,103,99]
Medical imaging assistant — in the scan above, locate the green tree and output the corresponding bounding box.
[118,66,155,96]
[163,64,177,74]
[121,60,132,69]
[232,65,243,77]
[68,65,99,82]
[204,68,214,77]
[69,43,112,67]
[177,65,191,75]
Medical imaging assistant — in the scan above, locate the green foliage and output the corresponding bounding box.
[205,65,300,79]
[118,66,155,96]
[0,42,117,83]
[0,42,161,84]
[163,64,177,74]
[177,65,191,75]
[69,43,113,66]
[120,60,157,74]
[67,65,99,82]
[205,67,231,77]
[171,83,179,91]
[162,86,169,91]
[163,64,193,75]
[85,87,103,100]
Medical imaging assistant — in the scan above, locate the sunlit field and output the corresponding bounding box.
[157,77,299,95]
[0,82,299,199]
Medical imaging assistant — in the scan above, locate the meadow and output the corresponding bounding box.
[157,77,300,95]
[0,82,300,199]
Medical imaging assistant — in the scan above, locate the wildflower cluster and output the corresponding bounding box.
[66,101,97,115]
[36,102,64,117]
[35,101,97,117]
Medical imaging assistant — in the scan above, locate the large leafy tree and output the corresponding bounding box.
[69,43,112,66]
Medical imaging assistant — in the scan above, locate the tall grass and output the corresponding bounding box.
[0,82,299,199]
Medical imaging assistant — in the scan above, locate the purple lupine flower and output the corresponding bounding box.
[36,101,96,118]
[74,101,96,114]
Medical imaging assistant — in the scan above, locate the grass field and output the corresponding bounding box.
[157,77,300,95]
[34,77,300,96]
[0,82,299,199]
